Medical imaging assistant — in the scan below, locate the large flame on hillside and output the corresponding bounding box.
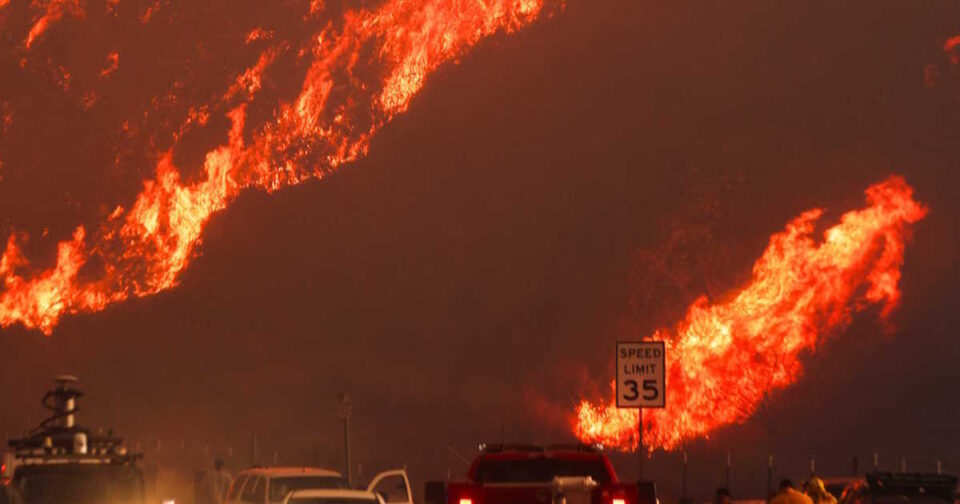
[575,176,927,451]
[0,0,551,334]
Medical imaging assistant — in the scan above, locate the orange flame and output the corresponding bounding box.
[0,0,552,334]
[25,0,85,48]
[574,176,927,452]
[98,50,119,79]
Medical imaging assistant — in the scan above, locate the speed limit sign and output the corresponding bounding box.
[616,341,666,408]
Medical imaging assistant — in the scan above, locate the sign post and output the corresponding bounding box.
[616,341,666,480]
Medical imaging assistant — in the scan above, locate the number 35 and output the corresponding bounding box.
[623,379,658,401]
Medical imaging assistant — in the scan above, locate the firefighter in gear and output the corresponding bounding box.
[771,479,814,504]
[204,458,234,504]
[804,477,838,504]
[715,487,733,504]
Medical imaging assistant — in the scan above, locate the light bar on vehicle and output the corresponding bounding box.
[478,443,603,454]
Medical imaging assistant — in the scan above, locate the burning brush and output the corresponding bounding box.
[575,176,927,452]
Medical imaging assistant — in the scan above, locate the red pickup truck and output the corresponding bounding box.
[425,444,655,504]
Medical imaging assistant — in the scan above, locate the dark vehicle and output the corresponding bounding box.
[0,486,24,504]
[425,444,654,504]
[840,472,957,504]
[13,464,144,504]
[6,376,145,504]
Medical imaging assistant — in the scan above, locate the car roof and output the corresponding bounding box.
[239,467,343,478]
[288,489,378,499]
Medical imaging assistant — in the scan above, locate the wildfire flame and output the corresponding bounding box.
[574,176,927,452]
[0,0,552,334]
[25,0,85,49]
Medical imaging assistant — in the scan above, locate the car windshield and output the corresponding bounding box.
[289,499,378,504]
[825,484,848,498]
[270,476,346,502]
[15,466,144,504]
[474,458,611,484]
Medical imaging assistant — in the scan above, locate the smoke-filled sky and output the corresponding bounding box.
[2,0,960,501]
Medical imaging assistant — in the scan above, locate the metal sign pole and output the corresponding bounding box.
[616,340,665,484]
[638,408,644,481]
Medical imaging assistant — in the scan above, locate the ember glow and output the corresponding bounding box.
[0,0,552,334]
[575,176,927,451]
[944,35,960,65]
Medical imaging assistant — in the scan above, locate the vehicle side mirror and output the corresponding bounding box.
[425,481,446,504]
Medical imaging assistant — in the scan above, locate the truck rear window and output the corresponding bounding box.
[270,476,347,502]
[474,458,611,484]
[289,499,378,504]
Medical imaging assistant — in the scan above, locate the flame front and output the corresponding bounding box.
[575,176,927,452]
[0,0,551,334]
[25,0,86,49]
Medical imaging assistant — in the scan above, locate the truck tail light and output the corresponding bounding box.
[459,499,473,504]
[612,499,627,504]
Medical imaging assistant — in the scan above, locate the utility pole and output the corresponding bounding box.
[339,393,353,487]
[725,453,732,490]
[767,455,774,502]
[681,451,688,500]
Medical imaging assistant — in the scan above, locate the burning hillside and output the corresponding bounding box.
[0,0,554,334]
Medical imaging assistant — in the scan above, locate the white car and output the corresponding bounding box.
[282,470,413,504]
[225,467,348,504]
